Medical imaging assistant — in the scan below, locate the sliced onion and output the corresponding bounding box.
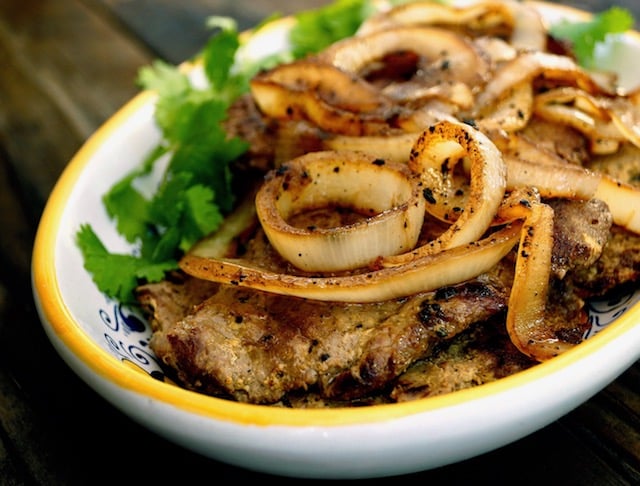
[505,155,640,234]
[321,106,458,163]
[249,59,395,136]
[476,81,533,133]
[490,187,567,360]
[179,222,521,303]
[254,150,425,272]
[358,0,514,37]
[605,97,640,149]
[382,80,475,111]
[593,174,640,234]
[384,120,507,265]
[534,87,632,153]
[505,198,562,360]
[473,51,609,117]
[320,26,489,89]
[322,131,420,164]
[507,0,547,51]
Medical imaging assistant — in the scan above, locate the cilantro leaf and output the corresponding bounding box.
[549,6,634,68]
[203,17,240,91]
[289,0,375,58]
[76,225,177,304]
[78,22,248,301]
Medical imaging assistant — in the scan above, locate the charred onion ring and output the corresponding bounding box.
[494,188,559,360]
[357,0,546,50]
[320,25,488,90]
[473,51,610,117]
[250,60,395,136]
[254,150,425,272]
[384,120,506,265]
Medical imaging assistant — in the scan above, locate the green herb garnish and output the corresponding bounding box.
[549,6,634,68]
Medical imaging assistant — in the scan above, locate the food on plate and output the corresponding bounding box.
[81,0,640,407]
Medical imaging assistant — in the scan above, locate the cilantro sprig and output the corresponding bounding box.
[76,0,379,303]
[549,6,634,69]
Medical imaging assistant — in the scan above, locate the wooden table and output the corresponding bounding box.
[1,0,639,483]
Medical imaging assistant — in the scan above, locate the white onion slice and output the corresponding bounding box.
[357,0,513,35]
[321,25,488,89]
[254,150,425,272]
[505,199,564,360]
[473,51,608,116]
[505,156,640,234]
[249,60,394,136]
[179,223,521,303]
[385,120,507,265]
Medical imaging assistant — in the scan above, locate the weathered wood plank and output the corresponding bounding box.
[0,0,153,201]
[97,0,330,62]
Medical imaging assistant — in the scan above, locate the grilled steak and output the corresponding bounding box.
[391,315,535,402]
[549,198,612,280]
[140,270,508,404]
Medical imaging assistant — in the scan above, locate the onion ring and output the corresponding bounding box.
[321,25,488,89]
[250,59,395,135]
[254,150,425,272]
[384,120,507,265]
[473,51,609,117]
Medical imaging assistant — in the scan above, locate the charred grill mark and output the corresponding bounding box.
[423,187,436,204]
[418,302,446,326]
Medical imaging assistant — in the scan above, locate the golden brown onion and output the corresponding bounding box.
[504,198,562,360]
[254,150,425,272]
[384,120,507,265]
[321,26,488,89]
[250,60,395,135]
[180,223,521,303]
[357,0,515,35]
[473,51,610,117]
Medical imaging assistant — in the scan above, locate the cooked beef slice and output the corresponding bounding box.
[141,275,507,404]
[391,315,536,402]
[569,225,640,297]
[549,198,612,279]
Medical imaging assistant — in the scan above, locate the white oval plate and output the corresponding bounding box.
[32,1,640,479]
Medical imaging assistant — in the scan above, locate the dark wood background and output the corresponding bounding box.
[1,0,639,484]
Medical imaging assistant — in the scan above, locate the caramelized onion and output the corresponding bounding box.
[321,26,488,90]
[356,0,516,36]
[505,198,561,360]
[534,87,638,153]
[476,81,534,133]
[254,150,425,272]
[473,51,609,117]
[384,120,507,265]
[323,131,420,163]
[180,223,521,303]
[505,156,640,233]
[492,188,560,359]
[356,0,547,51]
[250,60,395,135]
